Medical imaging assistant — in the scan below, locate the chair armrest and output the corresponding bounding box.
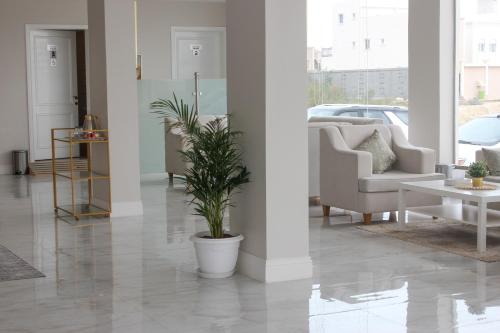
[320,127,372,207]
[394,145,435,174]
[390,125,435,174]
[165,127,187,174]
[320,127,373,178]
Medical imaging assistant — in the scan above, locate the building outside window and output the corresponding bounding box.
[307,0,408,130]
[479,39,486,52]
[365,38,371,50]
[456,0,500,165]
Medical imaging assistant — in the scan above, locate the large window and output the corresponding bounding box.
[307,0,409,130]
[456,0,500,165]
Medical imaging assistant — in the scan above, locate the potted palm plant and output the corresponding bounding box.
[151,95,250,278]
[467,160,489,187]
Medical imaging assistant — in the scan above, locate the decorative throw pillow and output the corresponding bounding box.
[355,129,397,174]
[482,148,500,176]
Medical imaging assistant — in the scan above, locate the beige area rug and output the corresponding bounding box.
[357,220,500,262]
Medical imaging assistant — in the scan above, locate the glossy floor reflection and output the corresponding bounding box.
[1,175,500,332]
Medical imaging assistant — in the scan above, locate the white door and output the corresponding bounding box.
[172,27,226,79]
[29,30,78,160]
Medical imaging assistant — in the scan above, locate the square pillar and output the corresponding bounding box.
[409,0,455,164]
[87,0,143,216]
[227,0,312,282]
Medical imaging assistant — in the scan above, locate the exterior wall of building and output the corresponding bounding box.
[462,66,500,100]
[457,0,500,101]
[307,47,321,72]
[309,68,408,101]
[459,21,500,66]
[330,0,408,71]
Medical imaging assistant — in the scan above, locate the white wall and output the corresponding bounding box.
[0,0,87,174]
[137,0,226,80]
[0,0,225,174]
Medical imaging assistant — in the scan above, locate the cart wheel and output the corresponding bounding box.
[104,213,110,218]
[75,216,80,221]
[54,208,58,213]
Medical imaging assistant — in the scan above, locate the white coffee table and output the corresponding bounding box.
[398,180,500,253]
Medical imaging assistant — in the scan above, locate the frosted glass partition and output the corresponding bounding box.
[138,79,227,175]
[199,79,227,116]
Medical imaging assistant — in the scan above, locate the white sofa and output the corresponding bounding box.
[319,124,444,224]
[308,116,384,199]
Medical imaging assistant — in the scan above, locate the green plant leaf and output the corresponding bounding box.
[150,94,250,239]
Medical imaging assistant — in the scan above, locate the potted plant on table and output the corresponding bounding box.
[467,160,489,187]
[151,95,250,278]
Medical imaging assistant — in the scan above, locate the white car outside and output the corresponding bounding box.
[308,104,409,137]
[457,114,500,166]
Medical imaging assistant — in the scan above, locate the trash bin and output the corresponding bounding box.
[12,150,28,175]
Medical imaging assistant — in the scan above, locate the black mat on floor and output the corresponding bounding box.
[0,245,45,282]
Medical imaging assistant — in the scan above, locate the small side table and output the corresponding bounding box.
[51,128,111,220]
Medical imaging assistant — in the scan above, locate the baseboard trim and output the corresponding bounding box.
[140,173,168,181]
[237,250,312,283]
[94,198,144,217]
[0,164,11,175]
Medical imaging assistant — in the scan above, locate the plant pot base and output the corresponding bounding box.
[191,231,244,279]
[197,268,235,279]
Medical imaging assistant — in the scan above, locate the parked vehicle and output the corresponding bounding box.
[308,105,500,166]
[308,104,409,136]
[458,114,500,165]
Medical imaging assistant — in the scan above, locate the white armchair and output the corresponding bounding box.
[309,116,384,199]
[320,125,444,224]
[476,149,500,210]
[165,115,222,181]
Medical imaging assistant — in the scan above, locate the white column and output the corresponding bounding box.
[87,0,143,217]
[408,0,455,164]
[227,0,312,283]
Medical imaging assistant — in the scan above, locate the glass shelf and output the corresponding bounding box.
[55,171,110,181]
[56,204,110,218]
[54,137,108,144]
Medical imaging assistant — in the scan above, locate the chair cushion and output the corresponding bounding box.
[482,148,500,176]
[338,125,392,149]
[359,171,444,193]
[355,129,396,174]
[485,175,500,184]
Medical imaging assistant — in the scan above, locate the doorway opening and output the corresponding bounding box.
[26,25,88,172]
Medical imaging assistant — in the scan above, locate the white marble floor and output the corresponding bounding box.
[1,175,500,332]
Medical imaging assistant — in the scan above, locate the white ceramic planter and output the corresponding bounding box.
[190,231,244,278]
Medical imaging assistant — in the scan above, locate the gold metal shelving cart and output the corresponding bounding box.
[51,128,111,220]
